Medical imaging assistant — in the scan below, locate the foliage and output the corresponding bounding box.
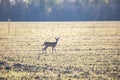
[0,0,120,21]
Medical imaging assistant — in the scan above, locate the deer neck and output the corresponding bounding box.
[55,39,59,44]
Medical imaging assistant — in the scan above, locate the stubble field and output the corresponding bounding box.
[0,21,120,80]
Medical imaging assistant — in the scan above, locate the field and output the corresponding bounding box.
[0,21,120,80]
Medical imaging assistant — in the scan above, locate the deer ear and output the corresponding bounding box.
[55,37,60,39]
[55,37,58,39]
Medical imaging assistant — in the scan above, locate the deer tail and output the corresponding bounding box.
[41,43,45,46]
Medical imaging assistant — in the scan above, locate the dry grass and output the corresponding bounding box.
[0,21,120,80]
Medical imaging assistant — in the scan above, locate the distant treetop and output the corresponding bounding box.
[0,0,120,21]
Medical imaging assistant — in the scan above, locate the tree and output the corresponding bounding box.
[0,0,11,21]
[0,0,120,21]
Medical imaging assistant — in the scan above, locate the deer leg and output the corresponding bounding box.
[42,46,48,53]
[52,47,56,53]
[45,46,48,53]
[42,48,45,53]
[45,48,47,53]
[42,47,44,52]
[52,47,54,53]
[54,48,56,53]
[42,47,46,53]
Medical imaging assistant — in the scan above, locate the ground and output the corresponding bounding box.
[0,21,120,80]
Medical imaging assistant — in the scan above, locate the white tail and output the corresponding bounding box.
[42,37,60,53]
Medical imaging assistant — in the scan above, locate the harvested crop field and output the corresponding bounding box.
[0,21,120,80]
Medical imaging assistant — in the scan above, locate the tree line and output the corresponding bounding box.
[0,0,120,21]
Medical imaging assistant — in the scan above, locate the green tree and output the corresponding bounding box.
[0,0,11,21]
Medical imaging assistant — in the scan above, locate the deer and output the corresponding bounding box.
[42,37,60,53]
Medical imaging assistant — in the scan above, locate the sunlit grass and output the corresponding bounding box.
[0,21,119,80]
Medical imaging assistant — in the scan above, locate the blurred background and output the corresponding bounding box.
[0,0,120,21]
